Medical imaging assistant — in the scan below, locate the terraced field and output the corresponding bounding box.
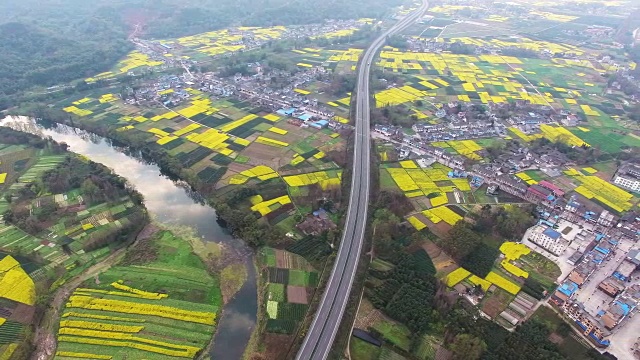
[0,127,149,359]
[54,231,222,360]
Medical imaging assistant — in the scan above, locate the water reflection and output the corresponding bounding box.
[0,116,257,359]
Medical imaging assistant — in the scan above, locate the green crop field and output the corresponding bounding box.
[372,320,412,351]
[260,248,319,336]
[50,84,347,235]
[350,337,382,360]
[267,283,286,302]
[54,231,221,360]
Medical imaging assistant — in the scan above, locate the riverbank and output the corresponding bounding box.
[1,117,258,360]
[0,125,150,360]
[163,223,249,304]
[30,223,158,360]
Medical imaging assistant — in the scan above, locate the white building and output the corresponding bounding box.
[613,174,640,192]
[613,165,640,192]
[529,225,570,256]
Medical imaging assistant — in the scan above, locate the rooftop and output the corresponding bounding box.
[538,180,565,196]
[558,281,579,297]
[529,184,553,198]
[543,227,562,240]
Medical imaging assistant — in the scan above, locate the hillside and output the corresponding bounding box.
[0,0,404,109]
[0,22,130,97]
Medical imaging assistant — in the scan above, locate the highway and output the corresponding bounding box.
[296,1,429,359]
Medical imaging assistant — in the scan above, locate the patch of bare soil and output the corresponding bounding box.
[287,286,308,304]
[9,303,35,324]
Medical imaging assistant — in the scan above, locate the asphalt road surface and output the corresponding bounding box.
[295,2,430,359]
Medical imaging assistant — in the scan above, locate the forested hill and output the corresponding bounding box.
[0,22,131,96]
[139,0,406,38]
[0,0,405,37]
[0,0,404,110]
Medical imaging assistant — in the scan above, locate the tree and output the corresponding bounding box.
[485,142,506,161]
[443,222,481,261]
[386,35,408,49]
[81,178,101,204]
[461,243,498,278]
[372,208,401,258]
[450,334,487,360]
[495,205,536,240]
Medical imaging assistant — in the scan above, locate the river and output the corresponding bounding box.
[1,116,257,360]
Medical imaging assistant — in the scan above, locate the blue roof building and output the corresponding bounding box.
[543,228,562,240]
[530,225,569,256]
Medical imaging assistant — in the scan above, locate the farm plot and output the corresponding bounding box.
[53,88,347,235]
[569,174,634,213]
[261,248,318,336]
[442,259,523,295]
[420,206,464,226]
[481,289,514,319]
[0,223,43,255]
[55,231,221,360]
[515,172,539,185]
[286,286,308,305]
[17,155,66,183]
[285,236,332,262]
[0,147,35,189]
[0,321,25,346]
[0,135,154,358]
[282,170,342,190]
[434,140,483,160]
[445,268,470,287]
[371,48,627,123]
[274,249,314,270]
[35,195,142,261]
[155,23,369,65]
[569,127,640,154]
[0,256,38,357]
[498,242,532,279]
[0,255,36,306]
[421,241,457,276]
[386,162,471,205]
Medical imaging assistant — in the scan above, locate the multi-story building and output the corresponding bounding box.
[613,164,640,192]
[562,301,610,347]
[601,285,640,330]
[529,225,570,255]
[598,277,625,297]
[567,258,597,286]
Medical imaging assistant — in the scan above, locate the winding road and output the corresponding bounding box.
[296,2,429,359]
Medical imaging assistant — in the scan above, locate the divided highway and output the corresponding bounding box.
[296,1,429,359]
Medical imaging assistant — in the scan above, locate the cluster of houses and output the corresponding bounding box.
[543,226,640,349]
[555,282,640,348]
[121,60,352,132]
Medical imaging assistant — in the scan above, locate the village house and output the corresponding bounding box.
[561,300,610,347]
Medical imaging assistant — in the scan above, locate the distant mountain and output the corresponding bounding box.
[0,21,131,96]
[0,0,403,109]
